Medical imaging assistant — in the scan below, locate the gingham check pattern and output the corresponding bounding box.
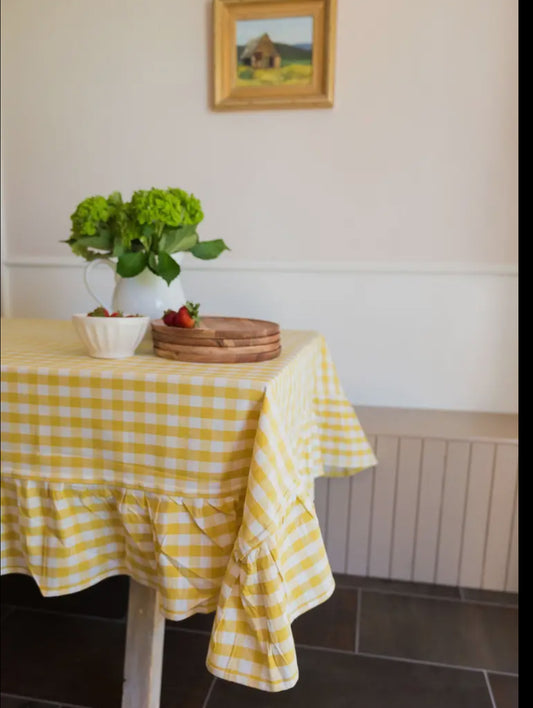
[1,318,376,691]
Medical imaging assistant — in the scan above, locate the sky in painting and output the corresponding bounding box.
[236,16,313,46]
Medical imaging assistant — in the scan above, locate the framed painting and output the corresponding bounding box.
[213,0,337,110]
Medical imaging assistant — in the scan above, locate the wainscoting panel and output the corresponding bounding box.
[325,476,352,574]
[435,441,471,586]
[390,437,423,581]
[346,436,376,577]
[506,491,519,593]
[317,425,518,592]
[459,443,496,589]
[412,439,447,584]
[368,436,398,579]
[482,444,519,591]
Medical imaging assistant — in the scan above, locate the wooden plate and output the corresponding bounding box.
[153,345,282,363]
[151,316,282,363]
[152,330,280,349]
[154,340,280,356]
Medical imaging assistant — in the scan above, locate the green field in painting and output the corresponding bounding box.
[236,42,313,86]
[236,63,312,86]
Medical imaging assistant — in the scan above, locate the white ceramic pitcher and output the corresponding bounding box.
[84,254,186,321]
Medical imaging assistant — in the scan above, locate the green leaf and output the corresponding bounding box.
[112,239,125,258]
[148,252,158,274]
[156,250,181,285]
[190,239,230,260]
[75,230,113,251]
[142,223,155,238]
[139,233,152,252]
[116,251,149,278]
[160,225,198,254]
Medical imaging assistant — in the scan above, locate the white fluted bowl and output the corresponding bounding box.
[72,314,150,359]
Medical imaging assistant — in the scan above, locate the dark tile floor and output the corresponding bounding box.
[0,573,518,708]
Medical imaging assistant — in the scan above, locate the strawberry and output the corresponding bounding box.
[163,302,200,328]
[175,302,200,328]
[163,309,177,326]
[110,311,123,317]
[88,306,110,317]
[174,307,195,328]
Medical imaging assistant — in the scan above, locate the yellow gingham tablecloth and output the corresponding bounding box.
[1,318,376,692]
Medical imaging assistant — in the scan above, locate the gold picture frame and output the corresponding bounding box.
[213,0,337,110]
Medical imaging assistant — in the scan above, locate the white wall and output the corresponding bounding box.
[1,0,518,413]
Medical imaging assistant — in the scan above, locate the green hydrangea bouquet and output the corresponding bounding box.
[63,187,229,285]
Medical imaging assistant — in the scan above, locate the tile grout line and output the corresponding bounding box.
[201,677,217,708]
[459,591,519,609]
[0,693,90,708]
[3,582,519,613]
[356,650,519,677]
[293,641,519,677]
[166,625,212,637]
[330,584,518,608]
[483,670,498,708]
[0,604,127,624]
[2,604,220,634]
[354,587,362,653]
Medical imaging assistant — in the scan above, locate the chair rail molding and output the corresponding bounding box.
[1,255,519,276]
[1,254,518,414]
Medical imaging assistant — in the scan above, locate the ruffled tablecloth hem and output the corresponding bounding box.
[0,564,221,621]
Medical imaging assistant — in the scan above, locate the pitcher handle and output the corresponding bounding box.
[84,259,116,309]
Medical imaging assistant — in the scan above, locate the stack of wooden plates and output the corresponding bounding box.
[151,316,281,363]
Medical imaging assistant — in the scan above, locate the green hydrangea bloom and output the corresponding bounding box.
[130,188,204,228]
[167,188,204,225]
[70,196,112,236]
[130,189,182,228]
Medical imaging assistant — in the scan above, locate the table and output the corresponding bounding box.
[1,318,377,704]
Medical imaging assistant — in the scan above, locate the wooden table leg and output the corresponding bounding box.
[121,579,166,708]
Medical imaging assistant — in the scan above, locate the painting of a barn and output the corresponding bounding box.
[240,33,281,69]
[235,16,314,87]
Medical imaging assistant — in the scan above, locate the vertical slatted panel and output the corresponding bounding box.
[368,435,399,578]
[459,442,496,588]
[390,437,423,581]
[482,444,519,590]
[435,441,470,586]
[314,476,329,542]
[315,432,517,591]
[326,477,352,572]
[412,440,447,583]
[346,435,376,576]
[505,479,518,593]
